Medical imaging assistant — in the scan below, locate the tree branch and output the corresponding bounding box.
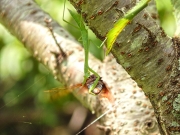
[69,0,180,134]
[0,0,161,134]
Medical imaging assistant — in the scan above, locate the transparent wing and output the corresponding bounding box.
[44,84,83,100]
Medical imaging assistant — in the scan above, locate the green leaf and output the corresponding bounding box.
[106,18,129,55]
[106,0,151,55]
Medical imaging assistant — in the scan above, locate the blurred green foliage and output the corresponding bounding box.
[0,23,81,135]
[155,0,176,37]
[0,1,85,134]
[0,0,177,135]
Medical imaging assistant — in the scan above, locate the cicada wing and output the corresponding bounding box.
[44,87,72,100]
[44,84,83,101]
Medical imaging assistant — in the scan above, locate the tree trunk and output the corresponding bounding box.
[69,0,180,134]
[0,0,179,134]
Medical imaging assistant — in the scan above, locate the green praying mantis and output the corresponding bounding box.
[63,1,101,95]
[63,0,151,95]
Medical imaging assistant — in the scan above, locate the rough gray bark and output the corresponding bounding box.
[68,0,180,134]
[0,0,179,134]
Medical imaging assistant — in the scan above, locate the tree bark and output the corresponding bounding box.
[0,0,179,134]
[69,0,180,134]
